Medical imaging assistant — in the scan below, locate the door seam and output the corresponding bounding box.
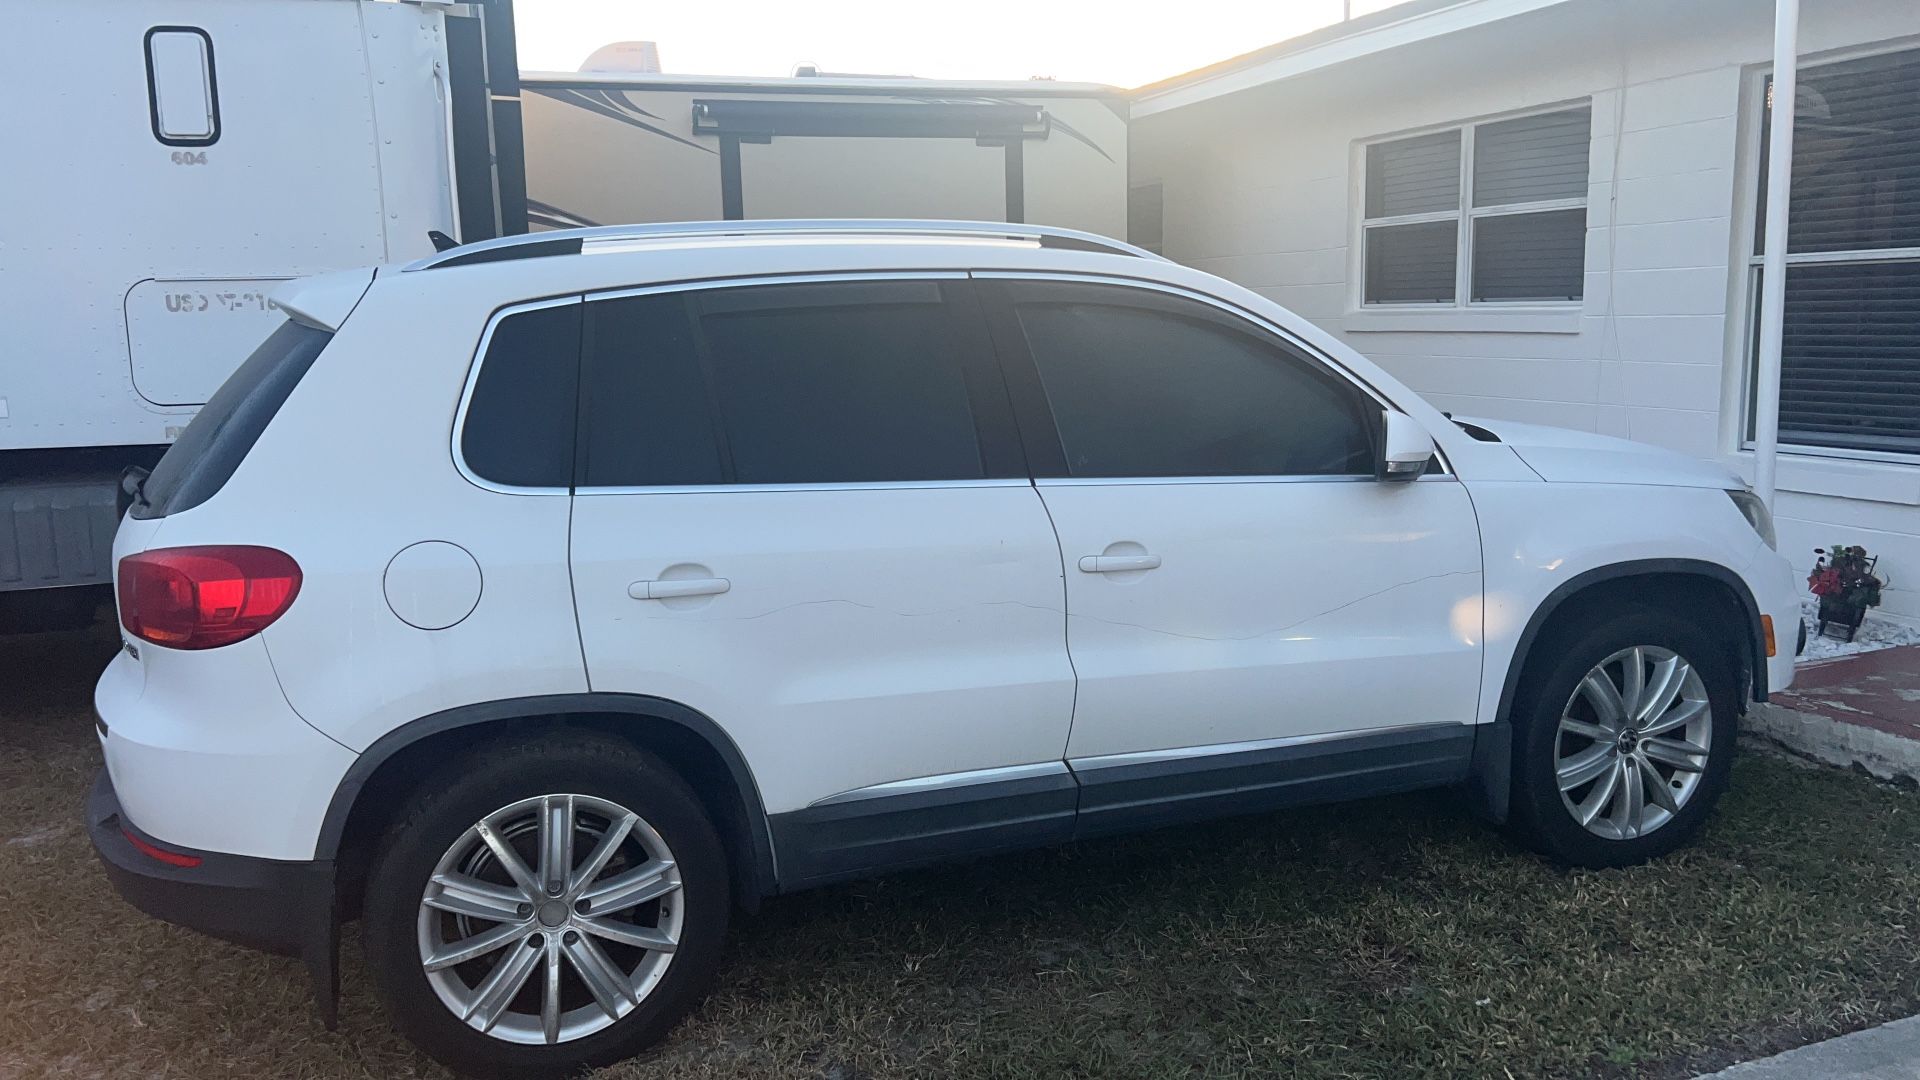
[1027,482,1081,766]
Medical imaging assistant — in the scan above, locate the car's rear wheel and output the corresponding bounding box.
[363,733,729,1078]
[1508,607,1739,868]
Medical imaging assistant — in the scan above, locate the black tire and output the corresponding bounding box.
[362,731,730,1079]
[1507,605,1740,868]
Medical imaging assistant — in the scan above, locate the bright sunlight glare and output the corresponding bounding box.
[514,0,1412,89]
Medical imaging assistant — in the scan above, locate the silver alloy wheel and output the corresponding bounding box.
[1555,645,1712,840]
[416,794,684,1045]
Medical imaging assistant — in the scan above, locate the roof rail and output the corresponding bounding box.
[402,219,1166,271]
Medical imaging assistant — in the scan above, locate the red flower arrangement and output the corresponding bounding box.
[1809,544,1884,641]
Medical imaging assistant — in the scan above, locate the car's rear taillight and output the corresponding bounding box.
[117,546,302,650]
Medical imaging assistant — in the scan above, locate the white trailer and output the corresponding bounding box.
[519,73,1129,237]
[0,12,1131,619]
[0,0,524,612]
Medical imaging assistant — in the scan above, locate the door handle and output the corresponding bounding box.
[1077,554,1161,573]
[628,577,730,600]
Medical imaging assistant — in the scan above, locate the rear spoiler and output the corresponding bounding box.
[268,268,375,332]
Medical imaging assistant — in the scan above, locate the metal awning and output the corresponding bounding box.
[691,99,1045,141]
[691,99,1050,223]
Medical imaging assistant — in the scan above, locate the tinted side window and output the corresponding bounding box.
[584,280,994,487]
[698,281,986,484]
[462,301,582,488]
[1011,287,1374,478]
[581,294,725,487]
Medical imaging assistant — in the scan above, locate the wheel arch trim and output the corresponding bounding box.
[315,693,779,899]
[1468,557,1767,824]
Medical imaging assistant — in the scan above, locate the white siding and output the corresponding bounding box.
[1134,0,1920,616]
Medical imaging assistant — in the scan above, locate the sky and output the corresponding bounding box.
[513,0,1410,89]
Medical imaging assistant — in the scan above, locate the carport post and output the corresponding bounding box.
[1752,0,1799,509]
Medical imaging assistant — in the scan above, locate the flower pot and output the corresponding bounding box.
[1817,595,1868,642]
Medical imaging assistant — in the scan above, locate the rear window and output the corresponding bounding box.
[134,319,331,518]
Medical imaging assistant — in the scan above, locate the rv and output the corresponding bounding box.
[0,0,524,623]
[519,72,1129,236]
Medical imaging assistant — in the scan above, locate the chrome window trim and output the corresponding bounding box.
[971,269,1456,476]
[808,761,1072,808]
[450,293,584,497]
[1067,722,1467,773]
[576,474,1454,496]
[1036,474,1457,488]
[576,478,1031,496]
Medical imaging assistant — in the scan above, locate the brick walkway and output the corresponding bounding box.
[1773,646,1920,741]
[1747,644,1920,782]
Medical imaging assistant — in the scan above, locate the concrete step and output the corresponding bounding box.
[1747,645,1920,785]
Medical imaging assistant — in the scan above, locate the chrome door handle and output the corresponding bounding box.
[628,577,730,600]
[1077,554,1161,573]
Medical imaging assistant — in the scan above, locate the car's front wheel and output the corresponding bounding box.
[1508,607,1739,868]
[362,733,730,1079]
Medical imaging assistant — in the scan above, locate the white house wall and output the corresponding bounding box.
[1133,0,1920,616]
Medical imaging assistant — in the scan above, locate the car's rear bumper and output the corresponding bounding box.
[87,768,342,1024]
[88,767,330,955]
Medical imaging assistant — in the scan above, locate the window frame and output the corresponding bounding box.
[143,25,221,147]
[1352,101,1593,316]
[454,273,1457,495]
[1734,44,1920,466]
[452,294,585,495]
[975,271,1449,483]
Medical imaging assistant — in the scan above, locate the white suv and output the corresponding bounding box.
[90,221,1797,1078]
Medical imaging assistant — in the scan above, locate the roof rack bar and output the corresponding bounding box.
[402,219,1166,271]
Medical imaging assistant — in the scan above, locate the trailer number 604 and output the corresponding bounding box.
[170,151,208,165]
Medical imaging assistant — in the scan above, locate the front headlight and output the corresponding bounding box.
[1727,488,1777,549]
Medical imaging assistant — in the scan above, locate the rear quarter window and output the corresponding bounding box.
[459,300,583,489]
[135,319,331,518]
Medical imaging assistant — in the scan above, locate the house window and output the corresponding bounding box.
[1746,46,1920,458]
[1360,105,1591,306]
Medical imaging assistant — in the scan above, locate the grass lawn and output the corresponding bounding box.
[4,625,1919,1079]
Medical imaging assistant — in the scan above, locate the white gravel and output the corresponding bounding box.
[1797,595,1920,663]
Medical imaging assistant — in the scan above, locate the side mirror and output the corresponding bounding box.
[1377,410,1435,482]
